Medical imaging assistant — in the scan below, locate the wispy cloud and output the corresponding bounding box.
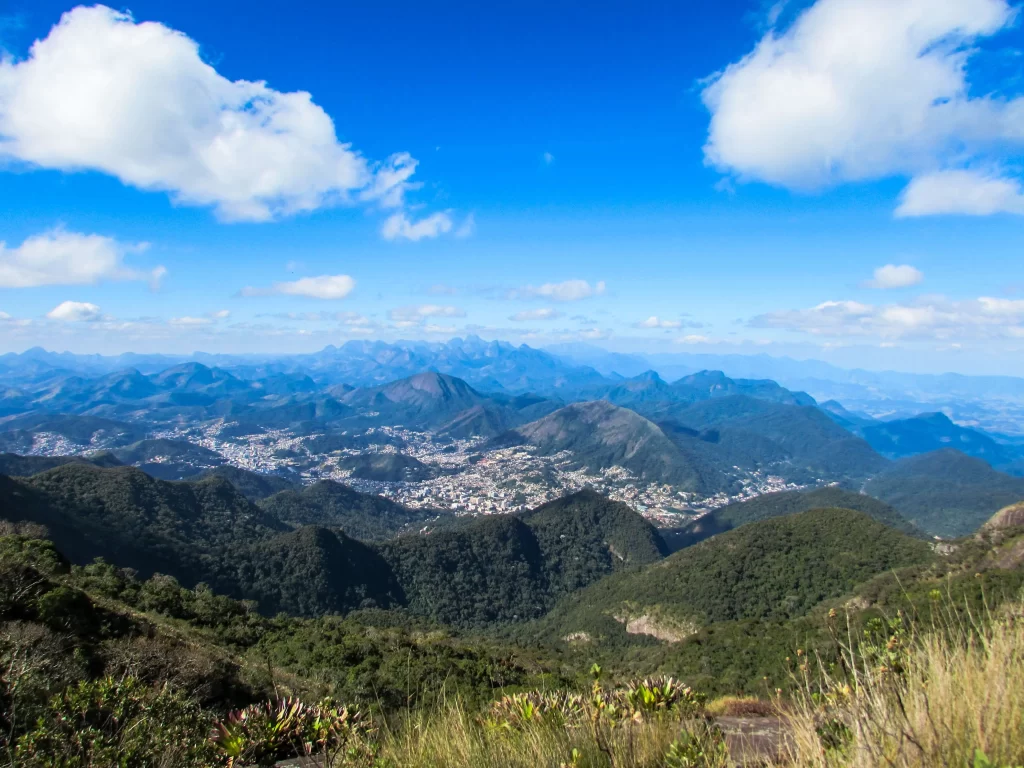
[509,308,563,322]
[509,279,606,302]
[241,275,356,300]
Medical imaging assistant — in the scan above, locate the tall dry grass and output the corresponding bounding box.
[375,702,697,768]
[784,599,1024,768]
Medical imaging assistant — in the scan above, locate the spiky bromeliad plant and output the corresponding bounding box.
[210,697,373,767]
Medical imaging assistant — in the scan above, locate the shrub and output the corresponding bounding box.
[210,697,374,767]
[14,675,215,767]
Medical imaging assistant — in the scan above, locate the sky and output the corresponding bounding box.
[1,0,1024,375]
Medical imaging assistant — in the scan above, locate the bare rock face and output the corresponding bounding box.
[984,502,1024,532]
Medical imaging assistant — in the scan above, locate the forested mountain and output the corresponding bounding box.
[338,372,559,436]
[656,395,889,483]
[109,438,226,480]
[0,451,122,477]
[0,413,146,452]
[380,491,666,627]
[497,400,724,492]
[660,486,920,550]
[0,465,668,628]
[530,507,935,647]
[337,451,435,482]
[186,464,297,500]
[258,479,438,540]
[863,449,1024,537]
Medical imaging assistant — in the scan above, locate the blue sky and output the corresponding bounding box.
[1,0,1024,374]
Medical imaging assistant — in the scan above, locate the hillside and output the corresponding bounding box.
[335,371,556,437]
[502,400,723,493]
[258,479,438,540]
[662,395,889,482]
[532,507,935,646]
[661,486,920,550]
[0,451,122,476]
[864,449,1024,537]
[338,451,435,482]
[380,491,666,627]
[186,464,297,500]
[0,463,288,586]
[109,437,225,479]
[860,412,1020,465]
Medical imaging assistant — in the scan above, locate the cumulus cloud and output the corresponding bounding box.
[0,6,420,222]
[241,274,356,300]
[0,229,159,288]
[895,170,1024,217]
[381,211,453,241]
[46,300,102,321]
[209,309,230,319]
[509,308,562,322]
[702,0,1024,213]
[750,296,1024,340]
[635,316,683,329]
[865,264,924,289]
[510,280,606,302]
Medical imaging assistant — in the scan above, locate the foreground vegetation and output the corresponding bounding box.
[4,514,1024,766]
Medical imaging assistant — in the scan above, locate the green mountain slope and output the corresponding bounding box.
[380,491,667,628]
[864,449,1024,537]
[0,451,122,476]
[532,508,935,645]
[503,400,723,492]
[661,487,920,550]
[186,464,297,500]
[337,451,435,482]
[258,479,438,540]
[665,395,889,482]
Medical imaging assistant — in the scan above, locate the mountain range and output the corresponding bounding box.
[3,342,1024,535]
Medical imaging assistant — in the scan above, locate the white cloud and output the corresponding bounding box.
[423,324,458,335]
[895,170,1024,217]
[209,309,230,319]
[511,279,606,302]
[357,153,420,209]
[635,316,683,329]
[0,6,420,222]
[543,152,554,164]
[454,213,476,239]
[675,334,711,345]
[750,295,1024,340]
[510,308,562,322]
[46,300,102,321]
[0,229,159,288]
[702,0,1024,208]
[241,274,356,300]
[336,311,372,327]
[865,264,924,289]
[381,211,453,241]
[388,305,465,324]
[169,315,212,327]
